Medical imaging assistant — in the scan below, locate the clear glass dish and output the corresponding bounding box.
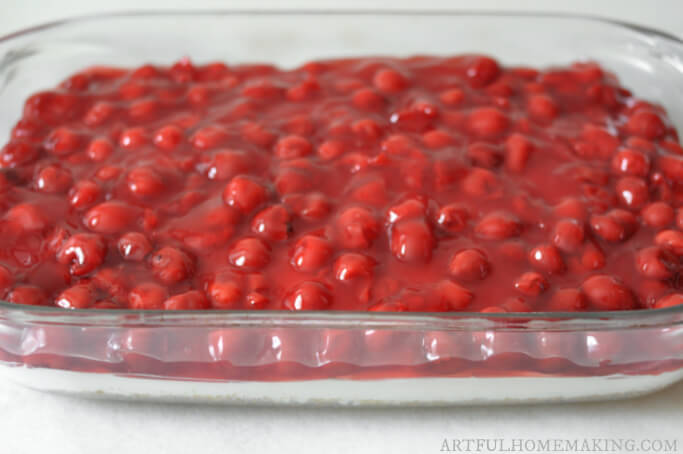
[0,10,680,405]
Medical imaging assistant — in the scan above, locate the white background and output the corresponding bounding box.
[1,1,682,453]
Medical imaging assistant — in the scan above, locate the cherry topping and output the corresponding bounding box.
[0,57,678,314]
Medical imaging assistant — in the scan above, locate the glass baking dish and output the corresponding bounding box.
[0,10,681,405]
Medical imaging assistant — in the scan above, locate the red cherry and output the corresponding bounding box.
[638,279,670,308]
[0,265,13,296]
[654,230,683,255]
[335,206,379,249]
[275,135,313,159]
[251,204,291,241]
[514,272,548,296]
[373,68,408,93]
[83,102,115,126]
[242,80,282,99]
[317,140,346,160]
[35,165,72,193]
[625,110,665,139]
[117,232,152,261]
[615,176,649,209]
[7,285,47,306]
[449,249,490,281]
[654,293,683,309]
[353,117,384,139]
[440,88,465,105]
[164,290,209,310]
[433,279,473,310]
[208,277,243,309]
[333,253,375,281]
[527,94,558,121]
[464,56,501,87]
[56,284,94,309]
[190,124,228,150]
[56,233,107,276]
[44,127,82,156]
[658,155,683,182]
[6,203,49,231]
[467,107,509,138]
[546,288,587,312]
[274,167,313,195]
[127,167,165,198]
[590,209,637,242]
[505,133,533,172]
[582,275,635,310]
[390,219,435,263]
[435,204,470,234]
[529,244,565,275]
[580,242,606,271]
[129,98,158,121]
[241,122,276,147]
[641,202,674,229]
[462,167,501,198]
[553,198,587,222]
[198,149,250,181]
[84,201,140,234]
[501,297,532,312]
[86,138,114,161]
[552,219,584,253]
[283,281,332,310]
[69,180,101,210]
[245,291,269,310]
[352,88,385,110]
[223,175,269,213]
[228,238,271,270]
[480,305,506,313]
[153,124,183,150]
[150,247,194,284]
[287,78,320,101]
[385,198,426,224]
[1,141,39,167]
[475,211,521,240]
[119,127,147,149]
[635,247,677,280]
[128,283,168,310]
[290,235,333,272]
[91,267,128,302]
[422,129,453,148]
[611,148,650,177]
[466,143,501,169]
[581,125,619,159]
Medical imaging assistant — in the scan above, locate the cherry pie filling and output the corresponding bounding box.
[2,56,681,313]
[0,55,682,380]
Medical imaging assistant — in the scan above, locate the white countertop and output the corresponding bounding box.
[0,1,681,453]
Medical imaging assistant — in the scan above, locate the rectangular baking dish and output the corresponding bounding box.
[0,11,681,405]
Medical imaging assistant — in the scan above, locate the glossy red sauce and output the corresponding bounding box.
[0,56,681,311]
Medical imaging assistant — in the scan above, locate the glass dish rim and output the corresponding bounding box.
[0,8,682,46]
[0,9,680,324]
